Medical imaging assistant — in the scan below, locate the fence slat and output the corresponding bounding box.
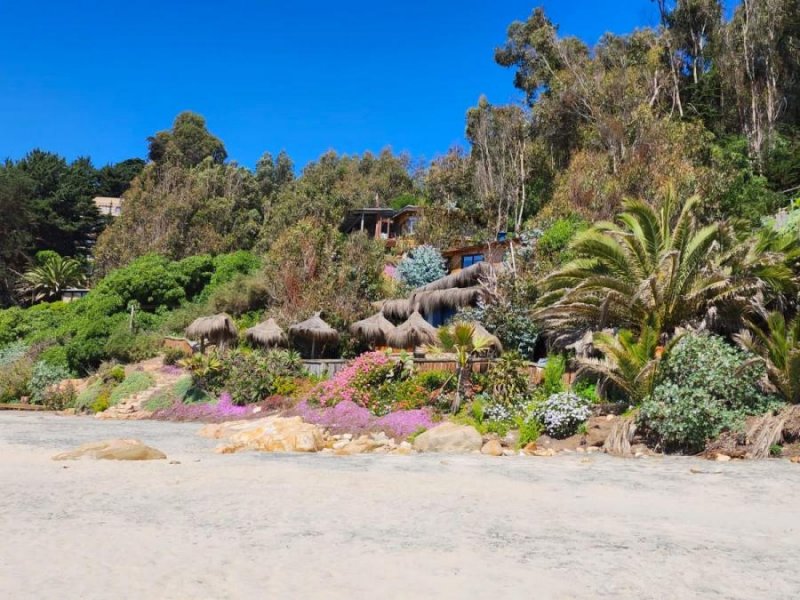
[300,357,576,385]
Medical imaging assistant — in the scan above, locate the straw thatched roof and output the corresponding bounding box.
[245,318,287,348]
[350,312,396,346]
[411,286,485,316]
[378,298,413,320]
[186,313,238,342]
[414,261,498,294]
[386,310,439,348]
[464,321,503,353]
[289,312,340,343]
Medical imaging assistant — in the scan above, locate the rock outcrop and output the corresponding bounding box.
[412,423,482,453]
[202,416,326,454]
[53,439,166,461]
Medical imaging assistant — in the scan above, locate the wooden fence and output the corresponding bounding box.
[302,358,576,386]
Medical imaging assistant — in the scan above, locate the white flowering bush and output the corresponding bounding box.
[534,392,592,439]
[483,401,514,422]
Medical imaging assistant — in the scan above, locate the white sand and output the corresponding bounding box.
[1,412,799,599]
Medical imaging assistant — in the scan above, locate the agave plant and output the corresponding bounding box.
[735,312,800,404]
[435,321,493,413]
[535,188,797,341]
[16,255,86,302]
[576,322,665,405]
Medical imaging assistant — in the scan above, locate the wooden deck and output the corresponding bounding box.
[0,403,49,411]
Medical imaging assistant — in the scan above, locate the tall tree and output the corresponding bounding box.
[466,97,534,234]
[721,0,800,162]
[147,112,227,167]
[0,167,35,305]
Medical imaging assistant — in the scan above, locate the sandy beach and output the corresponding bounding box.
[1,412,799,599]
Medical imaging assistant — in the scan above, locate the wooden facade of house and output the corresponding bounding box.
[93,196,123,217]
[339,205,421,245]
[441,239,510,273]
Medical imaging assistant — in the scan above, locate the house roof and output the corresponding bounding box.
[393,205,421,217]
[441,239,511,257]
[93,196,122,208]
[339,205,421,232]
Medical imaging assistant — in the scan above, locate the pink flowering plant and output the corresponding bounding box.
[312,351,394,410]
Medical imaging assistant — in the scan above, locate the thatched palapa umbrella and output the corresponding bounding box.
[413,261,498,293]
[245,318,287,348]
[386,310,438,350]
[350,312,396,348]
[411,286,484,317]
[378,298,413,321]
[186,313,238,352]
[289,312,339,358]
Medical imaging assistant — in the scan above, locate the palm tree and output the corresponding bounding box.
[435,322,493,413]
[735,312,800,404]
[16,255,85,303]
[535,188,796,341]
[576,322,664,405]
[711,226,800,332]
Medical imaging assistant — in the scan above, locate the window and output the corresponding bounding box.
[461,254,484,269]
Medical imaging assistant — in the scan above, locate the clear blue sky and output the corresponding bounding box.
[0,1,663,170]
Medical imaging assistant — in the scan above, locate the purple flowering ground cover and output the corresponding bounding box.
[292,399,436,439]
[152,392,252,422]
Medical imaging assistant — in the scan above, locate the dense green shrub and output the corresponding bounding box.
[414,369,453,392]
[573,378,600,404]
[173,254,215,299]
[28,361,72,405]
[639,334,777,453]
[0,308,27,346]
[516,416,543,447]
[220,349,305,405]
[203,251,261,297]
[537,217,585,255]
[542,354,566,395]
[37,345,70,370]
[0,354,34,403]
[91,254,187,313]
[163,347,189,366]
[373,379,429,414]
[103,364,127,384]
[486,352,532,410]
[104,327,161,363]
[207,273,271,315]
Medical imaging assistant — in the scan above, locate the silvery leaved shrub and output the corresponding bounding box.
[639,333,777,453]
[534,392,592,439]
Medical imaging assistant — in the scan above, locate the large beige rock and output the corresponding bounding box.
[412,422,482,453]
[53,439,166,461]
[481,439,503,456]
[208,416,326,454]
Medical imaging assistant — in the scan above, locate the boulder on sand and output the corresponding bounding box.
[413,422,482,453]
[481,439,503,456]
[202,416,327,454]
[53,439,166,461]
